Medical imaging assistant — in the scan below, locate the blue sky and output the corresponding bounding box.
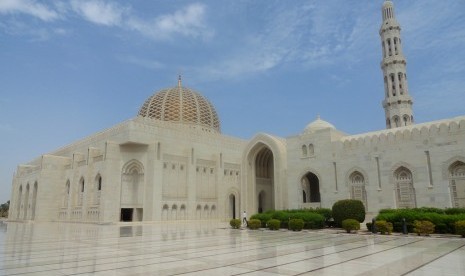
[0,0,464,203]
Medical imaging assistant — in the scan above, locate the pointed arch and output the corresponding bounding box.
[23,183,30,220]
[393,165,416,208]
[300,170,321,206]
[243,133,287,213]
[227,187,240,219]
[31,181,38,220]
[94,174,102,205]
[445,158,465,207]
[442,156,465,179]
[122,159,144,174]
[347,170,367,210]
[120,159,145,222]
[77,177,85,206]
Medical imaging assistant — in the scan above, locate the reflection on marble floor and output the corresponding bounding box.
[0,221,464,275]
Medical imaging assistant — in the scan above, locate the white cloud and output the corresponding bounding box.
[127,3,212,41]
[71,0,125,26]
[0,0,59,21]
[1,1,212,42]
[191,2,376,80]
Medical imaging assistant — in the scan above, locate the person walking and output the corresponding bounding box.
[242,211,247,226]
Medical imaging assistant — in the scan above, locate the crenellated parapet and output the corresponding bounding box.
[341,116,465,150]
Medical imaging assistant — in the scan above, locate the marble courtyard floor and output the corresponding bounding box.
[0,221,464,275]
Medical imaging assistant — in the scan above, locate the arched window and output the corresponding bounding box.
[390,74,396,96]
[382,41,386,58]
[31,182,38,220]
[393,116,400,127]
[394,167,416,208]
[386,118,391,128]
[398,73,403,94]
[349,171,367,210]
[403,115,409,126]
[24,183,30,220]
[393,37,398,55]
[449,161,465,207]
[302,145,307,157]
[94,175,102,205]
[387,38,392,56]
[384,76,389,97]
[78,177,85,206]
[308,144,314,156]
[64,180,70,207]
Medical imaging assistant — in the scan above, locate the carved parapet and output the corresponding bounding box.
[342,116,465,150]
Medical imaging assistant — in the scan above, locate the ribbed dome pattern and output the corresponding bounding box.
[138,86,221,132]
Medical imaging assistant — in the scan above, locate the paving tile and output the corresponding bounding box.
[0,222,464,276]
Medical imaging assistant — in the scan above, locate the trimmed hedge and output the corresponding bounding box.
[250,213,273,227]
[250,209,327,230]
[376,208,465,234]
[248,219,261,230]
[455,220,465,237]
[230,219,241,229]
[332,199,365,226]
[289,219,304,231]
[267,219,281,230]
[342,219,360,233]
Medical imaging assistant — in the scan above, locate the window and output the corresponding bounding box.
[394,167,416,208]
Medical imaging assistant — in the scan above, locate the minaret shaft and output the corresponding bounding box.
[380,1,414,129]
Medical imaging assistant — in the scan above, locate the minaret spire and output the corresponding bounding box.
[380,0,414,129]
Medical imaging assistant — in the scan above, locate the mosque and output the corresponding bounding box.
[9,1,465,223]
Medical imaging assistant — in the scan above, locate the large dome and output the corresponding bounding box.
[138,79,221,132]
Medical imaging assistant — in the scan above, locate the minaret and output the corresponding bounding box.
[380,0,414,129]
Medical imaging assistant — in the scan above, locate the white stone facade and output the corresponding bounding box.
[8,1,465,223]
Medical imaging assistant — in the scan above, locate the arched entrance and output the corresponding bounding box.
[301,172,320,208]
[254,147,274,213]
[229,194,236,219]
[244,134,286,214]
[120,160,144,222]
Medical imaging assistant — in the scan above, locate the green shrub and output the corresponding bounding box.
[289,219,304,231]
[375,208,465,234]
[250,209,326,230]
[248,219,261,230]
[315,208,332,221]
[230,219,241,229]
[375,220,393,235]
[413,220,435,236]
[267,219,281,230]
[342,219,360,233]
[435,223,448,234]
[332,199,366,226]
[366,222,373,232]
[445,208,465,215]
[250,213,272,227]
[455,220,465,238]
